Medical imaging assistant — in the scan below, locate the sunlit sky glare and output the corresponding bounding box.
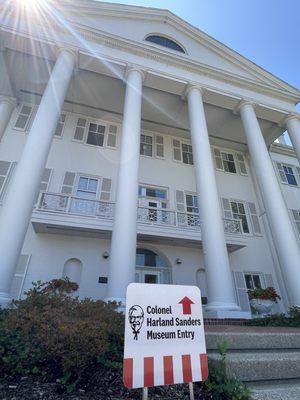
[99,0,300,96]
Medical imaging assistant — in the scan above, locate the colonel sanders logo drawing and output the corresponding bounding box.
[128,305,144,340]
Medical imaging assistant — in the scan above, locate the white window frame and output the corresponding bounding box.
[74,174,101,200]
[72,115,119,150]
[140,131,165,160]
[243,272,265,290]
[229,199,252,236]
[276,161,299,187]
[54,112,68,139]
[213,146,248,176]
[184,192,199,214]
[138,183,169,208]
[13,103,36,132]
[172,137,194,166]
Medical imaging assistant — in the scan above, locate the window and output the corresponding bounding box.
[76,177,98,200]
[135,248,171,285]
[182,143,193,165]
[244,273,263,290]
[54,113,67,137]
[73,117,118,148]
[14,104,34,131]
[292,210,300,237]
[173,139,193,165]
[230,201,250,234]
[145,35,185,53]
[0,161,16,201]
[221,152,236,173]
[140,134,153,157]
[139,186,167,200]
[87,123,105,147]
[185,194,199,214]
[213,148,244,174]
[276,162,299,186]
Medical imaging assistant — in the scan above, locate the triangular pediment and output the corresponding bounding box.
[56,1,299,96]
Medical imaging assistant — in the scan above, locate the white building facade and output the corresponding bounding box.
[0,0,300,318]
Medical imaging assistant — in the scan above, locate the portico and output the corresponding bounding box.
[0,0,300,317]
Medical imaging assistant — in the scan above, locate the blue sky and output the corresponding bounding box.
[101,0,300,96]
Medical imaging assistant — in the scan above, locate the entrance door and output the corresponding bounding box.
[135,269,161,284]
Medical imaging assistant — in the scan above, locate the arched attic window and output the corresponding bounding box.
[145,35,185,53]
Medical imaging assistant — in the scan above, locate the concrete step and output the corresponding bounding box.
[249,381,300,400]
[206,331,300,351]
[208,351,300,382]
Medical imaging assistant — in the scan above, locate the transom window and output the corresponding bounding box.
[145,35,185,53]
[139,186,167,200]
[244,273,263,290]
[230,201,250,234]
[140,134,153,157]
[221,152,236,173]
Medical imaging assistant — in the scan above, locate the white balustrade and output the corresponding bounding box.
[37,192,242,236]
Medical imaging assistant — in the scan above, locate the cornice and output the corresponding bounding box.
[54,0,300,96]
[270,143,297,158]
[1,21,300,107]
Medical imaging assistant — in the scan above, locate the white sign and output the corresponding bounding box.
[123,283,208,389]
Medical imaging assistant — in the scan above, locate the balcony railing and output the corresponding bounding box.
[36,192,243,235]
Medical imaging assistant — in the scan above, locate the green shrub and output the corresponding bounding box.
[246,306,300,327]
[0,279,124,385]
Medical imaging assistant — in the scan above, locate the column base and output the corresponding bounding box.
[204,309,252,319]
[105,297,126,313]
[0,291,12,309]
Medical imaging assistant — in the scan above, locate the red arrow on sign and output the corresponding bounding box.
[179,296,195,315]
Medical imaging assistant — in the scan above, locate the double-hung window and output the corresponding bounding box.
[185,194,199,214]
[230,201,250,234]
[221,152,236,173]
[244,273,263,290]
[140,134,153,157]
[73,117,118,148]
[14,104,34,131]
[276,162,299,186]
[173,139,193,165]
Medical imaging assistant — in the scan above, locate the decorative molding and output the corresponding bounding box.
[233,99,256,115]
[184,84,206,100]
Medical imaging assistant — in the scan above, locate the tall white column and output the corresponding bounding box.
[239,101,300,306]
[0,96,16,141]
[106,68,144,304]
[0,48,76,306]
[285,115,300,164]
[186,86,239,314]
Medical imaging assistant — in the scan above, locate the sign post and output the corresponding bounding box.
[123,283,208,397]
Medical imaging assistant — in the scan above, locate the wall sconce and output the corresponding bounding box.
[175,258,182,265]
[102,251,109,259]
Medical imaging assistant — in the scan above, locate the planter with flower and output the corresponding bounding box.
[248,287,281,316]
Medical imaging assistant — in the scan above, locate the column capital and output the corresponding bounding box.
[184,84,206,99]
[124,65,146,82]
[0,96,16,108]
[234,99,257,115]
[56,47,79,66]
[282,113,300,126]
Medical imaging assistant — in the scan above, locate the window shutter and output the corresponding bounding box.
[221,198,233,219]
[14,104,34,131]
[275,162,287,183]
[233,271,251,311]
[10,254,30,300]
[74,118,87,141]
[156,135,164,158]
[296,167,300,183]
[0,160,12,199]
[213,148,223,170]
[39,168,52,192]
[236,153,247,175]
[106,125,117,148]
[55,113,66,137]
[100,178,112,201]
[61,172,76,195]
[175,190,185,211]
[248,202,262,235]
[173,139,182,161]
[292,210,300,236]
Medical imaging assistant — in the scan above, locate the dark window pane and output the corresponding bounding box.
[144,274,157,284]
[253,275,262,289]
[145,35,185,53]
[87,131,104,146]
[245,274,253,289]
